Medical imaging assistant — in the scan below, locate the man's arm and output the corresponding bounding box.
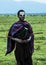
[28,23,34,53]
[8,36,31,43]
[23,22,34,43]
[22,36,31,43]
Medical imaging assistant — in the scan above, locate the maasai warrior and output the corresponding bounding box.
[6,10,34,65]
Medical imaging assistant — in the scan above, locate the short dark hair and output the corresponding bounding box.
[17,10,25,17]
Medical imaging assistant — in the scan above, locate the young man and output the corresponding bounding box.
[6,10,34,65]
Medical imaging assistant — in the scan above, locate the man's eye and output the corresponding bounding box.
[23,15,25,16]
[19,15,25,16]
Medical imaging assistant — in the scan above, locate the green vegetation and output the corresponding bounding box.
[0,15,46,65]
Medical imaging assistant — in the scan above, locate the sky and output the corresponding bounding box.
[0,0,46,14]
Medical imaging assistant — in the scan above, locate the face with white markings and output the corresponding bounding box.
[18,11,25,21]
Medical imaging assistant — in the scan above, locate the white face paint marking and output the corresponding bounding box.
[19,12,25,16]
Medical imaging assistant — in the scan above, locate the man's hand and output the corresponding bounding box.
[23,36,31,43]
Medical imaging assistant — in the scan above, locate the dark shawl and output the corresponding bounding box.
[6,21,34,55]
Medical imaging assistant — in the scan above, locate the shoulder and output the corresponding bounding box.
[24,21,32,27]
[9,21,18,30]
[24,21,30,24]
[10,21,20,28]
[10,21,23,30]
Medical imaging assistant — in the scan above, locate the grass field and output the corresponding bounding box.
[0,14,46,65]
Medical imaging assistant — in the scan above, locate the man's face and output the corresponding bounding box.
[19,11,25,21]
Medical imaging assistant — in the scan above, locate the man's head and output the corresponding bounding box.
[17,10,25,21]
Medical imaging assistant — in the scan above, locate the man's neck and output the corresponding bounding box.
[19,20,25,22]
